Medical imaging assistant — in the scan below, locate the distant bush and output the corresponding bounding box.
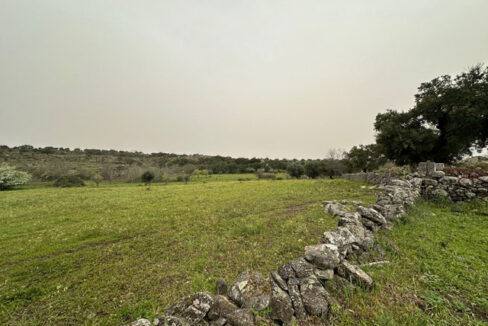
[53,175,85,188]
[0,164,31,190]
[91,173,103,187]
[141,171,155,189]
[304,161,321,179]
[176,175,184,182]
[287,163,304,179]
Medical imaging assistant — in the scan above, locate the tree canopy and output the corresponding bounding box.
[375,65,488,165]
[346,144,387,172]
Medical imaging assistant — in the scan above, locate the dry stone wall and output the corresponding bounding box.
[127,177,423,326]
[342,173,396,185]
[420,171,488,202]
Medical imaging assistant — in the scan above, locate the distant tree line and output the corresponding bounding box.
[0,145,356,183]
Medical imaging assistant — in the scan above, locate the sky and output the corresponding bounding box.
[1,1,487,159]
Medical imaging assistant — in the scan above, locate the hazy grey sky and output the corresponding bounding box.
[1,1,487,158]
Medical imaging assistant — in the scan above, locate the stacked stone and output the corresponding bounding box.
[420,171,488,202]
[342,172,396,185]
[127,178,422,326]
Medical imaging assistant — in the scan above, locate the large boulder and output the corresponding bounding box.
[227,272,270,311]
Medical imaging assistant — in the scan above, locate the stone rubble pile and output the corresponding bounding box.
[420,171,488,202]
[127,177,423,326]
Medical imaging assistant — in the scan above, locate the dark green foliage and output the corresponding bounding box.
[375,65,488,165]
[141,171,155,185]
[53,175,85,187]
[304,161,322,178]
[345,144,387,172]
[287,162,304,178]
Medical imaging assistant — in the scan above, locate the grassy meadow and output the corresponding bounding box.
[0,177,375,325]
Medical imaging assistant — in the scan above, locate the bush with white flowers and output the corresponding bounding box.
[0,164,31,190]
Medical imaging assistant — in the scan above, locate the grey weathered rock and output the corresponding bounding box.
[479,176,488,183]
[299,275,330,317]
[357,206,387,227]
[431,188,449,199]
[324,202,349,217]
[459,178,473,187]
[154,316,188,326]
[226,309,255,326]
[287,278,306,320]
[430,171,445,178]
[360,217,380,232]
[289,258,314,278]
[165,292,214,325]
[270,279,294,325]
[209,318,227,326]
[216,278,228,295]
[127,319,152,326]
[337,261,373,289]
[337,212,362,226]
[304,244,340,270]
[207,295,238,321]
[422,178,438,187]
[322,227,357,248]
[277,262,296,280]
[314,268,334,281]
[271,271,288,291]
[227,272,269,311]
[439,176,459,185]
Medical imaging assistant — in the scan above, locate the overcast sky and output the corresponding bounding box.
[1,1,487,158]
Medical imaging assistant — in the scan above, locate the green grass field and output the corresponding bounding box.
[329,200,488,326]
[0,177,375,325]
[2,178,487,326]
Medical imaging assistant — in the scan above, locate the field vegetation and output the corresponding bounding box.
[0,177,375,325]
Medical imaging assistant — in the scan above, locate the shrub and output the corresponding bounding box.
[53,175,85,188]
[304,161,321,179]
[91,173,103,187]
[183,174,191,184]
[287,162,304,179]
[141,171,155,189]
[0,164,31,190]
